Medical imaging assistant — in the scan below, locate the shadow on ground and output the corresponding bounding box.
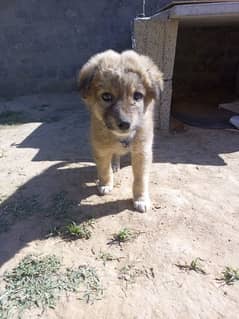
[154,127,239,166]
[0,93,239,267]
[0,161,132,266]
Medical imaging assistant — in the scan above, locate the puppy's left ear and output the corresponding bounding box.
[77,60,97,99]
[140,55,164,100]
[149,65,164,99]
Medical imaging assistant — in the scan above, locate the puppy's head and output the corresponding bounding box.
[77,50,163,136]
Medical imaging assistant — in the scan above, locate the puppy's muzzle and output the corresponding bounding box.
[117,119,130,131]
[105,106,131,133]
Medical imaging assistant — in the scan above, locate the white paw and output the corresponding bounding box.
[97,182,113,195]
[133,197,151,213]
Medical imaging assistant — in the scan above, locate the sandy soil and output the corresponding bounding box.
[0,93,239,319]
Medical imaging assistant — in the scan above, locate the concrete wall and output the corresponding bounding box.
[1,0,154,97]
[147,0,173,15]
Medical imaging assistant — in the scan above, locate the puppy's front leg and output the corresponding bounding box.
[131,146,152,213]
[94,151,113,195]
[112,154,121,173]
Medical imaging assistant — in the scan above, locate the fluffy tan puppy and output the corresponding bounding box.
[78,50,163,212]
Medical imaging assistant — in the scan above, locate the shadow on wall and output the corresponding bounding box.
[0,93,239,267]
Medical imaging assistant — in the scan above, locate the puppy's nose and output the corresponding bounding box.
[118,120,130,131]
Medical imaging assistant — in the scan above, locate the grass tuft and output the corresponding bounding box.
[0,255,103,318]
[0,255,62,318]
[216,267,239,285]
[115,228,132,242]
[175,258,207,275]
[46,219,95,240]
[108,228,142,246]
[64,220,94,240]
[68,266,103,303]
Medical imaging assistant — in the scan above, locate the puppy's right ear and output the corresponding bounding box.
[77,61,97,99]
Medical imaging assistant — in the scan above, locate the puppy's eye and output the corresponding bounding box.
[101,92,113,102]
[133,91,144,101]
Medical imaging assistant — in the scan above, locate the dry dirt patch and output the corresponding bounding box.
[0,93,239,319]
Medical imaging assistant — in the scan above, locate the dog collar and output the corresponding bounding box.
[119,131,136,148]
[120,138,131,148]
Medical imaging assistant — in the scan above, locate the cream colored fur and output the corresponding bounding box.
[78,50,163,212]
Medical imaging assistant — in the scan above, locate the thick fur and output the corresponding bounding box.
[77,50,163,212]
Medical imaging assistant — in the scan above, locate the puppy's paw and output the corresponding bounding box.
[97,182,113,195]
[133,197,151,213]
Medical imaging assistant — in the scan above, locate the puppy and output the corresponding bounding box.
[77,50,163,212]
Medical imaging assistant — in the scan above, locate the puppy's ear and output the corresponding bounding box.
[77,60,97,99]
[140,55,164,100]
[77,50,119,99]
[150,68,164,101]
[149,65,164,96]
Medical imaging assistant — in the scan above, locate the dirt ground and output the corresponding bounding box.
[0,93,239,319]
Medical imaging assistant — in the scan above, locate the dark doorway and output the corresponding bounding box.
[172,24,239,128]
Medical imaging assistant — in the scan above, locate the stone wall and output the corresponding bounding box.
[0,0,150,97]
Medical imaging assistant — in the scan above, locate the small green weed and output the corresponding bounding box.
[216,267,239,285]
[116,228,132,242]
[46,219,95,240]
[65,220,94,239]
[108,228,141,246]
[0,255,103,319]
[175,258,207,275]
[68,266,103,303]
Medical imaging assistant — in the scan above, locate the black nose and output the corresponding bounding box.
[118,120,130,131]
